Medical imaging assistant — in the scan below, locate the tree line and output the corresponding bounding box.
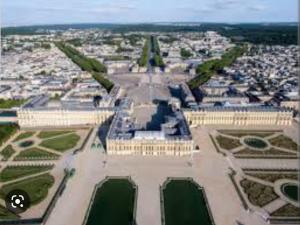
[187,45,247,89]
[138,37,149,67]
[150,36,164,67]
[55,42,114,92]
[2,23,297,46]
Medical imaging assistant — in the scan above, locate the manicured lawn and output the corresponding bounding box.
[215,135,241,150]
[269,135,298,151]
[40,133,80,152]
[38,130,73,139]
[85,179,136,225]
[234,148,296,158]
[271,204,300,217]
[0,165,54,182]
[14,147,59,161]
[245,172,298,183]
[13,131,35,142]
[0,173,55,205]
[240,179,278,207]
[0,99,26,109]
[0,204,18,219]
[0,145,15,161]
[163,179,214,225]
[0,124,18,146]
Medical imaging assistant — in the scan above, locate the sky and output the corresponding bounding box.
[1,0,298,27]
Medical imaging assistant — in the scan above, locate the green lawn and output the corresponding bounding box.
[0,204,18,220]
[0,173,55,205]
[85,179,136,225]
[0,99,26,109]
[37,130,73,139]
[0,145,15,161]
[0,165,54,182]
[0,124,18,146]
[163,179,214,225]
[39,133,80,152]
[14,147,59,161]
[13,131,35,142]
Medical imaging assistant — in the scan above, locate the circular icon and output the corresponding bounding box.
[5,189,30,214]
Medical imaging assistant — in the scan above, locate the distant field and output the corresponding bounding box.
[3,23,296,45]
[85,178,136,225]
[163,179,214,225]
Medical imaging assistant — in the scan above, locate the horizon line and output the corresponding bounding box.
[1,21,298,29]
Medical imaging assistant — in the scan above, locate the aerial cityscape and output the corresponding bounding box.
[0,1,299,225]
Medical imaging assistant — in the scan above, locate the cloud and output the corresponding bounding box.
[4,0,137,14]
[213,0,243,10]
[2,0,297,26]
[86,2,137,13]
[178,0,244,13]
[248,4,267,11]
[176,6,213,14]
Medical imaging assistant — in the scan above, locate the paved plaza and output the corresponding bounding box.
[0,121,297,224]
[44,124,300,225]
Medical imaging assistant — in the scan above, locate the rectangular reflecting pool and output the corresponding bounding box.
[162,178,215,225]
[84,177,137,225]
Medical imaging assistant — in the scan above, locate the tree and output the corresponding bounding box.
[187,45,247,89]
[180,48,192,59]
[55,42,114,92]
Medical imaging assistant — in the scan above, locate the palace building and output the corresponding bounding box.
[18,107,114,128]
[17,94,115,128]
[183,105,293,126]
[106,102,194,156]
